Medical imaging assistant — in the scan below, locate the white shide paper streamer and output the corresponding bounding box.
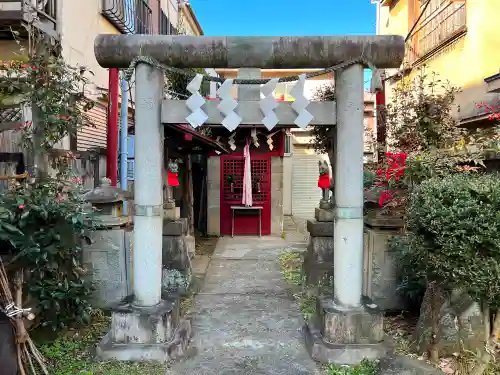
[290,74,313,128]
[217,79,241,132]
[185,74,208,128]
[260,78,279,130]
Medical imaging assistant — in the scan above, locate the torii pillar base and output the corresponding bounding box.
[303,297,386,365]
[96,298,192,362]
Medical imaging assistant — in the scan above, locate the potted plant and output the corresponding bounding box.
[227,175,235,192]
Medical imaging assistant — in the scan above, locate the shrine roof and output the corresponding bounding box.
[165,123,229,154]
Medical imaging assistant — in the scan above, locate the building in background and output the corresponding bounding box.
[77,0,203,151]
[376,0,500,128]
[0,0,203,173]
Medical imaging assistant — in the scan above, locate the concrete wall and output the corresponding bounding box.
[271,157,284,235]
[207,156,220,235]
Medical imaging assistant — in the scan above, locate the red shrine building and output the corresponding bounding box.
[207,129,287,237]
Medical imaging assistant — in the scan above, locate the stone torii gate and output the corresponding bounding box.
[94,35,404,363]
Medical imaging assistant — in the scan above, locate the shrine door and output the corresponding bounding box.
[220,153,271,236]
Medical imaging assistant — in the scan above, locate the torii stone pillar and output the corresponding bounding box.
[93,34,404,363]
[334,63,365,308]
[132,63,164,307]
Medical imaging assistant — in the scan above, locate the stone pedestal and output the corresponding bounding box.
[304,297,387,365]
[315,207,334,222]
[303,208,334,285]
[164,201,180,221]
[82,179,133,309]
[83,226,133,308]
[363,216,405,311]
[97,298,191,362]
[162,218,195,295]
[163,218,195,259]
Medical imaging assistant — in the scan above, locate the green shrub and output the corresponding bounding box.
[0,178,96,330]
[406,173,500,373]
[407,173,500,307]
[327,359,379,375]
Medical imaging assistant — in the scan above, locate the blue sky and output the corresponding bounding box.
[189,0,377,89]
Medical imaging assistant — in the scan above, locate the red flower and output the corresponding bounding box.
[395,152,407,163]
[378,190,393,207]
[18,204,25,210]
[376,168,384,176]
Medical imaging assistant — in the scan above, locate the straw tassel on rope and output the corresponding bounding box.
[0,259,48,375]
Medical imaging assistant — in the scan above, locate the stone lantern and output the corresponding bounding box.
[82,178,133,308]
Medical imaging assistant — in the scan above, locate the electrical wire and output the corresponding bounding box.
[382,0,432,82]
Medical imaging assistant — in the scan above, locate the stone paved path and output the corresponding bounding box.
[166,236,322,375]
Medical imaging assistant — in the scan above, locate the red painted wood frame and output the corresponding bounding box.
[220,153,271,236]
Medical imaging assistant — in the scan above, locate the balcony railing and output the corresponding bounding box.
[159,8,176,35]
[0,0,58,38]
[102,0,153,34]
[409,0,466,63]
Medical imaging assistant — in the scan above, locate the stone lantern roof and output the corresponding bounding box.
[83,177,132,204]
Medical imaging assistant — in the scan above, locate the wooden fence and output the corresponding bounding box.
[0,125,106,192]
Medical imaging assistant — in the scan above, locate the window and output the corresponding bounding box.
[412,0,466,59]
[134,0,153,34]
[102,0,153,34]
[159,9,176,35]
[421,0,441,16]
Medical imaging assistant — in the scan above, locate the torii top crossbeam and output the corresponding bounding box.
[94,35,405,69]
